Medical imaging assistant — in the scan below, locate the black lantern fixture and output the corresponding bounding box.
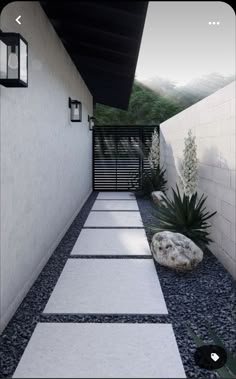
[68,97,82,122]
[88,115,96,131]
[0,32,28,87]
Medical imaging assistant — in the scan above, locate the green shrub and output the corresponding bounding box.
[130,166,167,198]
[147,185,216,250]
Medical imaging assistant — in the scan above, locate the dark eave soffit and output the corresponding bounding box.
[40,1,148,110]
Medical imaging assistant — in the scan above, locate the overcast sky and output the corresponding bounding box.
[135,1,235,85]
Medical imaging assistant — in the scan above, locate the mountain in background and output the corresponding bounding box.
[95,73,235,125]
[143,72,235,109]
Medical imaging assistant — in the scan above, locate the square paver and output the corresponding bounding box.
[43,259,168,314]
[71,229,151,256]
[97,192,135,199]
[13,323,186,378]
[92,200,139,211]
[84,211,143,227]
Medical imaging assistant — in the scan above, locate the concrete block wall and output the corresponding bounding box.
[0,2,93,332]
[160,81,236,278]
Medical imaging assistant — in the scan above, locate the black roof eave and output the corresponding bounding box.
[40,1,148,110]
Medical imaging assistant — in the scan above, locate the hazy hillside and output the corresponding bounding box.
[95,73,235,125]
[143,73,235,109]
[95,81,181,125]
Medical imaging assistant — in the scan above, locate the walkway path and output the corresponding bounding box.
[13,192,186,378]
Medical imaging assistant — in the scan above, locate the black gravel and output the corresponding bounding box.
[0,192,235,379]
[40,314,170,323]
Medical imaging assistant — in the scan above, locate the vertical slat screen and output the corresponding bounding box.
[93,126,158,191]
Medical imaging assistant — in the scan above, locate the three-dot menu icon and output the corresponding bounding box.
[208,21,220,25]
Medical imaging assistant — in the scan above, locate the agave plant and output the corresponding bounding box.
[130,166,167,198]
[187,323,236,378]
[148,185,216,250]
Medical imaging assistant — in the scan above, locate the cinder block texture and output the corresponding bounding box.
[160,82,236,278]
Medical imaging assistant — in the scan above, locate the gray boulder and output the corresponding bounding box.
[151,191,166,204]
[151,231,203,270]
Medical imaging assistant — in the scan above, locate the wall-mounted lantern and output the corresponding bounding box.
[88,115,96,131]
[0,32,28,87]
[68,97,82,122]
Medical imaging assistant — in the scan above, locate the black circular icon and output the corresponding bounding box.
[194,345,227,370]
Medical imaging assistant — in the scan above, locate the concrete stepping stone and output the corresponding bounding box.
[70,229,151,256]
[97,192,135,199]
[84,211,143,227]
[92,200,139,211]
[13,323,186,378]
[43,259,168,314]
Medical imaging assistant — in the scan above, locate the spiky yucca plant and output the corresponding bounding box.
[129,127,167,197]
[148,185,216,250]
[130,167,167,198]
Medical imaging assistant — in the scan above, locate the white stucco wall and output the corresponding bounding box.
[160,82,236,278]
[0,2,93,332]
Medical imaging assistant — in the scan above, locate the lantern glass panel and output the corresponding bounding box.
[71,103,81,121]
[7,44,19,79]
[20,38,27,82]
[90,118,95,129]
[0,33,28,87]
[0,40,7,78]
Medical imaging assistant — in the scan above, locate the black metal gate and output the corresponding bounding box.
[93,125,158,191]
